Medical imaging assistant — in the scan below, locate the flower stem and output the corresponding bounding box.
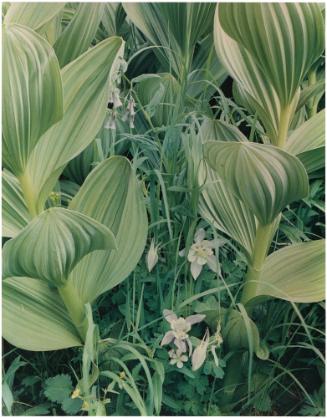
[276,105,292,148]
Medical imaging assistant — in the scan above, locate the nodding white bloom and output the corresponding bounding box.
[161,309,205,354]
[108,88,122,108]
[168,349,188,369]
[180,228,225,280]
[127,96,136,116]
[191,328,210,371]
[146,239,159,272]
[104,110,116,130]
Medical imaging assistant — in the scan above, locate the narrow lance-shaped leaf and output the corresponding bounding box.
[3,24,63,176]
[54,3,105,67]
[23,36,124,213]
[204,141,309,225]
[3,277,82,351]
[4,3,64,31]
[69,156,148,303]
[254,240,325,303]
[3,208,117,287]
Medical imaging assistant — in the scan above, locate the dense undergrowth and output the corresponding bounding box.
[2,3,325,416]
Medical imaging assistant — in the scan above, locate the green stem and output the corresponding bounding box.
[18,172,39,218]
[276,105,292,148]
[58,280,88,342]
[241,221,275,305]
[307,70,318,118]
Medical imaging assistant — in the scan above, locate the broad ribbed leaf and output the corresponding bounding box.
[3,24,63,176]
[54,3,104,67]
[4,3,64,30]
[286,110,325,173]
[296,80,325,112]
[218,3,324,106]
[69,156,148,303]
[2,170,30,238]
[3,208,117,287]
[198,119,256,258]
[23,36,124,213]
[101,4,126,37]
[255,240,325,303]
[204,141,309,225]
[3,277,82,351]
[123,3,215,77]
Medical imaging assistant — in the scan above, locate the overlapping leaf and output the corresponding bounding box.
[3,277,82,351]
[23,36,124,214]
[69,156,148,303]
[255,240,325,303]
[3,208,116,287]
[3,24,63,176]
[204,141,309,225]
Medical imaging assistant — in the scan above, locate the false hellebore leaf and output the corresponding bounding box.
[3,24,63,176]
[204,141,309,225]
[3,207,117,287]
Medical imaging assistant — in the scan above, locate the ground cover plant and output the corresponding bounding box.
[2,2,325,416]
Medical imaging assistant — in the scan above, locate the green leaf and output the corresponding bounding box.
[296,79,325,112]
[197,119,256,258]
[69,156,148,303]
[23,36,124,213]
[255,240,325,303]
[218,4,324,106]
[3,24,63,176]
[3,170,31,238]
[62,398,83,415]
[3,277,82,350]
[4,3,64,30]
[123,3,215,77]
[204,141,309,225]
[3,207,117,286]
[285,110,325,174]
[54,3,104,67]
[44,374,73,403]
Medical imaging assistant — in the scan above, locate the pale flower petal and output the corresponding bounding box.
[194,228,205,242]
[207,255,219,273]
[196,256,207,265]
[179,248,186,257]
[191,329,210,371]
[185,314,206,325]
[174,339,187,352]
[202,238,226,248]
[163,309,177,323]
[176,361,184,368]
[190,261,202,280]
[161,331,174,346]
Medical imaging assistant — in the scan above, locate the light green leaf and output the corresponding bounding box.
[198,119,256,258]
[2,170,31,238]
[204,141,309,225]
[3,24,63,176]
[4,3,64,30]
[296,79,325,112]
[3,208,117,287]
[3,277,82,351]
[101,4,126,37]
[69,156,148,303]
[285,110,325,174]
[255,240,325,303]
[123,3,215,77]
[23,36,124,214]
[218,3,324,106]
[54,3,104,67]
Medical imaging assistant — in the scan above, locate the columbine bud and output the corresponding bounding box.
[146,239,159,272]
[191,328,209,371]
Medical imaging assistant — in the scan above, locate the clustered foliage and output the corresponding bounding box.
[2,3,325,416]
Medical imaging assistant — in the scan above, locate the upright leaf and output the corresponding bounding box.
[3,277,82,351]
[69,156,148,303]
[3,208,116,287]
[204,141,309,225]
[3,24,63,176]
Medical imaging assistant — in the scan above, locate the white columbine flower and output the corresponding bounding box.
[168,349,188,369]
[191,328,210,371]
[180,228,225,280]
[161,309,205,354]
[146,239,159,272]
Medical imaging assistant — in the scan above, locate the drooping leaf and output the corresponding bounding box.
[254,240,325,303]
[204,141,309,225]
[197,118,256,258]
[54,3,104,67]
[285,110,325,174]
[23,36,124,214]
[123,3,215,77]
[3,208,117,287]
[218,3,324,106]
[69,156,148,303]
[4,3,64,30]
[3,277,82,351]
[3,24,63,176]
[2,170,31,238]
